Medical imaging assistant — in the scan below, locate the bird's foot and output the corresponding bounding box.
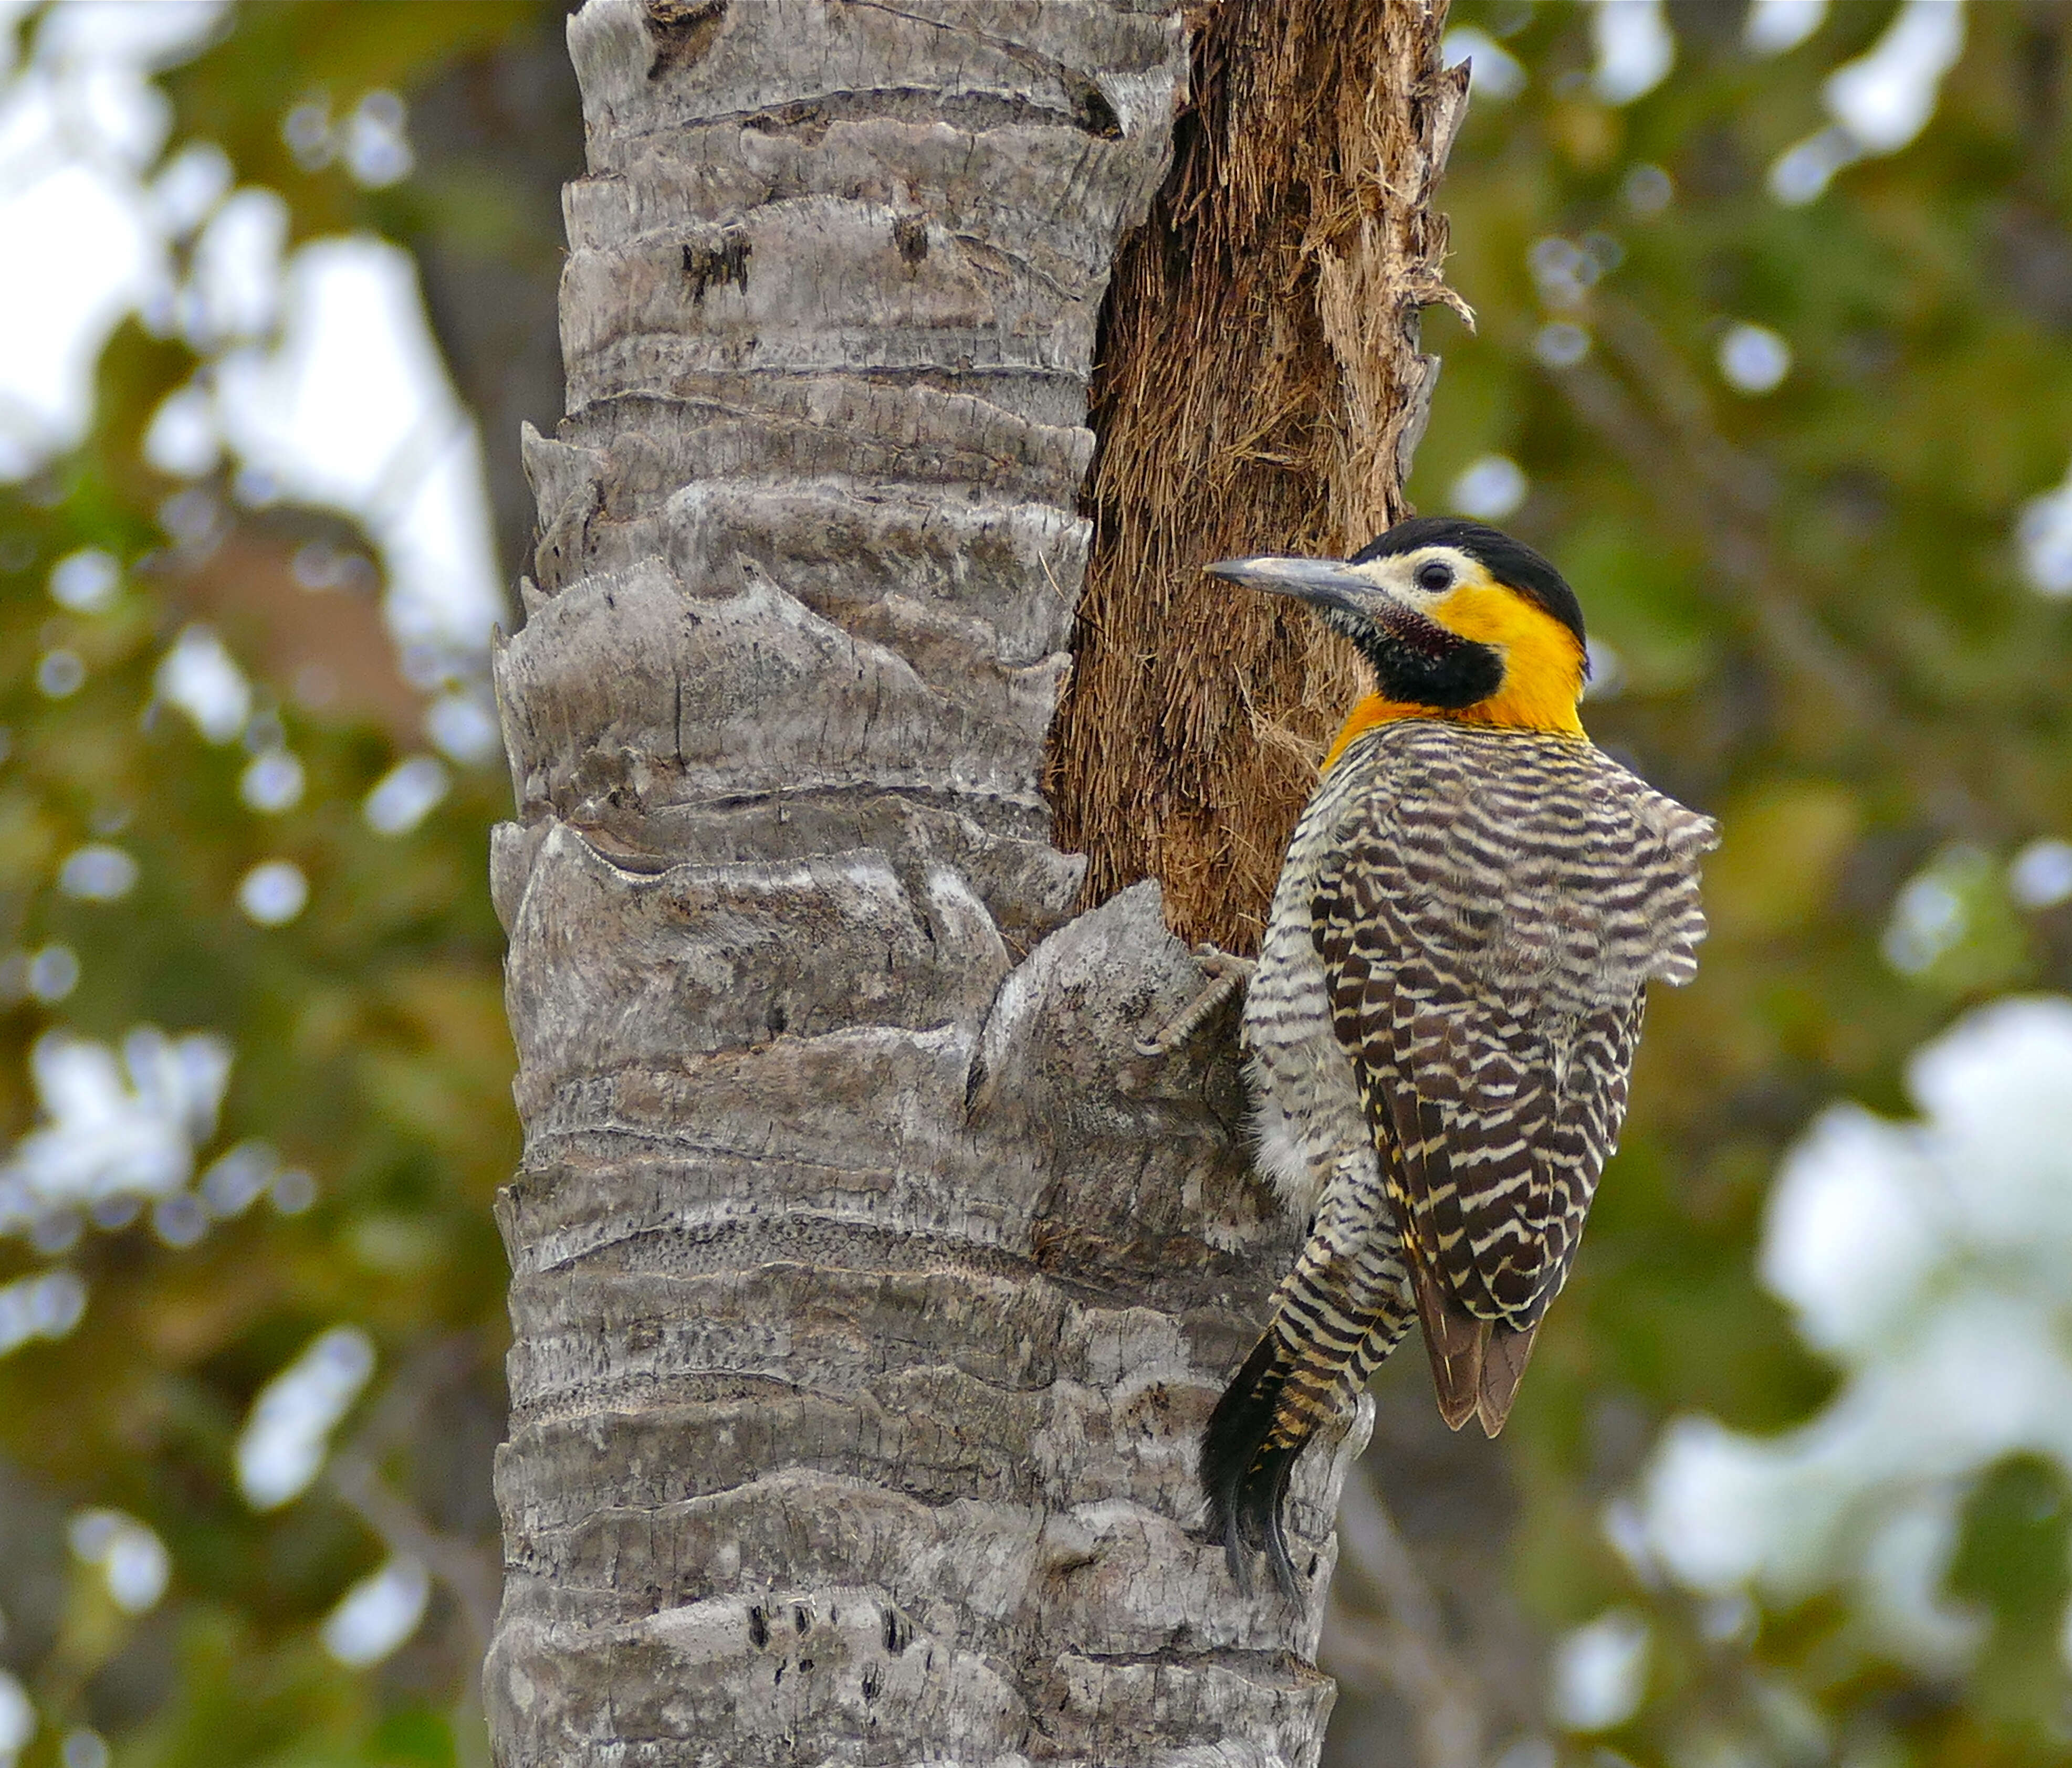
[1136,945,1256,1057]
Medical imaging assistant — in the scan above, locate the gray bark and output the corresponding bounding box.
[487,3,1380,1761]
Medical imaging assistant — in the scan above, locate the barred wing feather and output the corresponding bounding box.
[1313,725,1716,1433]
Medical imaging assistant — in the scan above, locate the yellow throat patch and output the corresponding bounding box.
[1322,581,1588,772]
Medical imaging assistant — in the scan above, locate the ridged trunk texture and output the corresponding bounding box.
[488,2,1458,1763]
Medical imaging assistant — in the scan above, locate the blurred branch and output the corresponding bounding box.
[1559,297,1997,838]
[326,1450,499,1662]
[325,1334,501,1660]
[1322,1470,1489,1768]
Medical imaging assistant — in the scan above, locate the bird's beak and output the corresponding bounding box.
[1204,555,1378,617]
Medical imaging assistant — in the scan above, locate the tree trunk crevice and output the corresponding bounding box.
[1047,0,1465,953]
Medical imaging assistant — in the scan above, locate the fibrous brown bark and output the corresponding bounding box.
[1047,0,1467,952]
[487,2,1463,1762]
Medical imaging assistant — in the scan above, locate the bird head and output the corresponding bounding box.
[1206,516,1589,737]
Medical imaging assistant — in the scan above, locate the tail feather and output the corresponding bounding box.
[1199,1332,1312,1603]
[1410,1256,1542,1438]
[1409,1259,1483,1432]
[1202,1283,1422,1596]
[1474,1321,1539,1436]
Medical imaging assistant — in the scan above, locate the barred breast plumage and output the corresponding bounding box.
[1205,717,1717,1596]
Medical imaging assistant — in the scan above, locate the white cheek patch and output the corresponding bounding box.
[1355,550,1488,614]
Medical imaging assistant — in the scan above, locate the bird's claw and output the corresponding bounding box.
[1135,944,1257,1057]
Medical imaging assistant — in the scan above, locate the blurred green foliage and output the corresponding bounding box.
[1382,2,2072,1763]
[1948,1456,2071,1743]
[0,4,560,1764]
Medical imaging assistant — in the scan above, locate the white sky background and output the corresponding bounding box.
[0,0,504,664]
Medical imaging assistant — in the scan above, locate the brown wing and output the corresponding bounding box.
[1312,725,1709,1434]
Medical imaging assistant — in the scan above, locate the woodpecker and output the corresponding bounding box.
[1197,515,1717,1599]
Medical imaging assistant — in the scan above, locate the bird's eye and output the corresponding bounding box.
[1415,560,1454,592]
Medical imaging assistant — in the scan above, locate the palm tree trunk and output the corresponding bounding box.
[487,2,1459,1761]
